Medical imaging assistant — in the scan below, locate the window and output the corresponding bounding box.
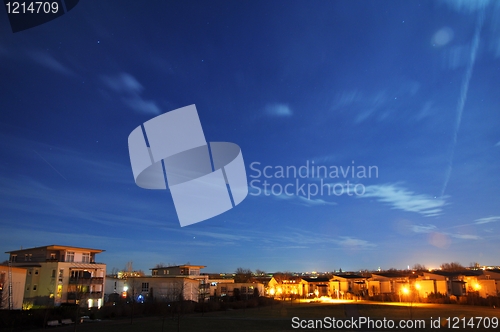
[241,286,247,293]
[82,253,90,263]
[66,252,75,262]
[141,282,149,292]
[26,285,30,291]
[51,270,56,278]
[33,285,37,291]
[34,269,39,275]
[50,253,56,260]
[10,255,17,262]
[152,270,158,276]
[24,254,32,261]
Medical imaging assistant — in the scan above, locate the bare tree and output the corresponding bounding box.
[234,268,253,283]
[412,264,427,271]
[440,262,465,271]
[255,269,266,276]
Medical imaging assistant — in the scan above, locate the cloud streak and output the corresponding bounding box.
[264,103,292,117]
[441,9,485,197]
[102,72,161,115]
[29,52,75,76]
[361,183,446,217]
[475,216,500,224]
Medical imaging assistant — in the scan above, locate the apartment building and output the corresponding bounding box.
[5,245,106,308]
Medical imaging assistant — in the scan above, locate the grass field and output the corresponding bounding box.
[26,300,500,332]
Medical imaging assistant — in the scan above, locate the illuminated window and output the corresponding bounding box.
[66,252,75,262]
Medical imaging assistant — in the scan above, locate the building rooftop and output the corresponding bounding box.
[5,244,105,254]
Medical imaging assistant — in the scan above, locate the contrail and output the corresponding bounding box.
[441,10,485,197]
[34,150,67,180]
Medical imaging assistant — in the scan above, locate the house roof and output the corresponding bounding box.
[429,270,482,277]
[5,245,104,254]
[333,274,366,279]
[302,277,331,282]
[371,272,408,278]
[150,265,206,270]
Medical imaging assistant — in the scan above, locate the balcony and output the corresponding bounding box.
[69,277,104,285]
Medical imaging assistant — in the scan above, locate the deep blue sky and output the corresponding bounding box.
[1,0,499,274]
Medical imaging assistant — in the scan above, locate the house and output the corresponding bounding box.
[0,265,27,309]
[151,265,206,278]
[207,277,234,297]
[267,276,309,298]
[217,282,265,299]
[479,269,500,297]
[5,245,106,308]
[330,274,367,298]
[415,272,451,298]
[426,271,484,297]
[302,276,331,297]
[367,272,411,296]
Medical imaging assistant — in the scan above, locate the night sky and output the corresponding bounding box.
[1,0,499,274]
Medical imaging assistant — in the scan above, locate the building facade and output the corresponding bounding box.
[5,245,106,308]
[0,265,27,310]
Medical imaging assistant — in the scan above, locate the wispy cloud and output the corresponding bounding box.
[101,72,161,115]
[337,236,376,248]
[29,52,75,76]
[440,0,491,14]
[102,72,143,93]
[411,224,437,233]
[264,103,292,117]
[361,183,446,217]
[409,222,482,241]
[450,234,481,240]
[249,185,336,207]
[475,216,500,224]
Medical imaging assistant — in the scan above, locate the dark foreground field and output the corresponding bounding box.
[16,301,500,332]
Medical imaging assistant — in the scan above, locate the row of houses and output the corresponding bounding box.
[0,245,264,310]
[2,244,500,310]
[267,270,500,300]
